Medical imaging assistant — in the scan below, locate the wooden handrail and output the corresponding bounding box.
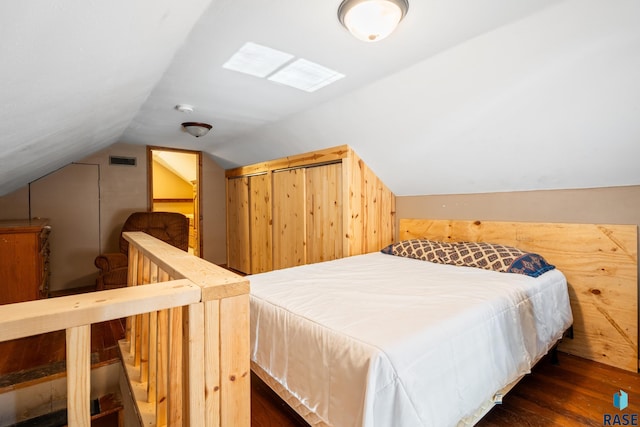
[123,231,250,427]
[0,280,200,342]
[0,280,201,427]
[0,232,251,427]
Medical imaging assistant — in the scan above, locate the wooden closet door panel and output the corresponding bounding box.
[273,169,306,270]
[306,164,343,264]
[227,177,250,273]
[249,174,272,274]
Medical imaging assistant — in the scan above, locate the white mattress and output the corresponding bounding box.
[249,252,573,427]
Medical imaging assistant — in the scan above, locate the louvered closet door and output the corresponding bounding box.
[306,163,343,264]
[227,176,250,273]
[272,168,306,270]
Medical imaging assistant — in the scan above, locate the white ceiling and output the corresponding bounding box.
[1,0,639,197]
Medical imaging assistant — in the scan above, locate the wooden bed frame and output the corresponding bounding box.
[251,218,638,426]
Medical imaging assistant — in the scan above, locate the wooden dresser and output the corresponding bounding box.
[0,219,51,304]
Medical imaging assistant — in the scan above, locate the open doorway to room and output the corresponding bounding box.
[148,147,202,257]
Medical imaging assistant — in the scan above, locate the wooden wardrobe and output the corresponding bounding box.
[226,145,396,275]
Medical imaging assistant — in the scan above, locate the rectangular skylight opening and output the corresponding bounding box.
[222,42,294,78]
[267,59,345,92]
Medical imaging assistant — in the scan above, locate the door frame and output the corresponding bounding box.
[147,146,203,257]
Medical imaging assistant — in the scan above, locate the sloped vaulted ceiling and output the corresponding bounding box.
[0,0,211,196]
[1,0,639,197]
[215,0,640,196]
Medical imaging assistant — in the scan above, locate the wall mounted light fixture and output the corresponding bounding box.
[338,0,409,42]
[181,122,212,138]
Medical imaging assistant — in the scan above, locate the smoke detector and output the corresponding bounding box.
[175,104,194,113]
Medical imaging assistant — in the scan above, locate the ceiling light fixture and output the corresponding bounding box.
[181,122,212,138]
[338,0,409,42]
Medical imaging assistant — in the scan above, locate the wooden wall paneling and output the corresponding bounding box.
[379,180,396,250]
[306,163,343,264]
[346,149,396,255]
[399,218,638,372]
[340,156,350,259]
[249,174,273,274]
[226,177,250,273]
[226,145,349,178]
[344,150,364,256]
[226,145,396,272]
[273,169,307,270]
[363,164,380,253]
[364,158,395,253]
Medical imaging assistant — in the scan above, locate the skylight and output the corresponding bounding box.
[223,42,344,92]
[222,42,294,78]
[268,59,345,93]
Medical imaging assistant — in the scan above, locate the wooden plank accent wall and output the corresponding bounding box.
[250,174,273,273]
[306,163,343,263]
[226,177,250,273]
[226,145,350,177]
[226,145,395,274]
[273,168,307,269]
[399,218,638,372]
[344,148,396,256]
[343,149,363,257]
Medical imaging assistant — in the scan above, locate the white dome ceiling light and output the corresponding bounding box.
[181,122,212,138]
[338,0,409,42]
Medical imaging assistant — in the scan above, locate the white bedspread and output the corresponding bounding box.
[249,252,573,427]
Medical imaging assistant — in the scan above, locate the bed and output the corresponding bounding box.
[248,219,637,426]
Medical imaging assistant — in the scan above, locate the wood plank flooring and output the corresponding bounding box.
[251,351,640,427]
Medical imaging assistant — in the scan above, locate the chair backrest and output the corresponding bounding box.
[118,212,190,255]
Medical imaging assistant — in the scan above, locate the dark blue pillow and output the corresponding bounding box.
[505,253,556,277]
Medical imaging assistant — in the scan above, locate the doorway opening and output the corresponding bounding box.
[148,147,202,257]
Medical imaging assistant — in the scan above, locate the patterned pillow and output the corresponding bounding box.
[448,241,555,277]
[505,253,556,277]
[381,239,453,264]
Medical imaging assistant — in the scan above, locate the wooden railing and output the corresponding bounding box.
[121,231,250,427]
[0,231,250,427]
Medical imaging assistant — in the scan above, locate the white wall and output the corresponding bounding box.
[217,0,640,196]
[0,142,228,291]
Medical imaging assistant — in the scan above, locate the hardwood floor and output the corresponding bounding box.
[251,351,640,427]
[252,372,310,427]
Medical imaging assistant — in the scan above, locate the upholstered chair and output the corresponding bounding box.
[94,211,190,290]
